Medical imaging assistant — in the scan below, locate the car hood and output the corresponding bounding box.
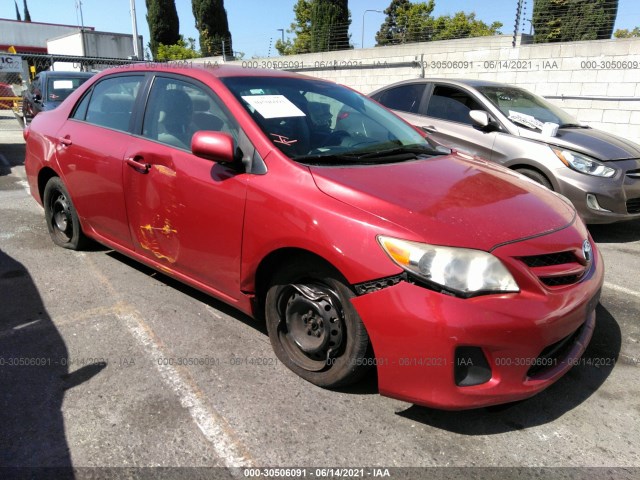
[519,126,640,161]
[310,153,576,251]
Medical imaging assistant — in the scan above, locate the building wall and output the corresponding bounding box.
[0,18,92,52]
[203,35,640,142]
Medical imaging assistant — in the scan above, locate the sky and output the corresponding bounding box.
[1,0,639,58]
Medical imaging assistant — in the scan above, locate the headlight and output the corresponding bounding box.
[378,236,519,297]
[552,148,615,178]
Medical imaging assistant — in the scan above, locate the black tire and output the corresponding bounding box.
[265,259,371,388]
[43,177,88,250]
[515,168,553,190]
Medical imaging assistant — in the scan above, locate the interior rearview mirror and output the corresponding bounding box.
[191,131,235,163]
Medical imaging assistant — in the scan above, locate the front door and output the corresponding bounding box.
[123,75,249,300]
[420,84,498,160]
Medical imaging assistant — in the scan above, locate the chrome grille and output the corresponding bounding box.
[519,250,586,288]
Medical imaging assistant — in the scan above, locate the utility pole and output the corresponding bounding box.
[362,10,383,49]
[513,0,524,47]
[130,0,140,59]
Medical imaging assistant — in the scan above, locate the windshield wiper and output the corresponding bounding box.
[559,123,590,129]
[294,144,443,165]
[355,145,442,159]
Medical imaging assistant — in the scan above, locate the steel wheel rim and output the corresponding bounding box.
[276,283,345,372]
[50,190,73,242]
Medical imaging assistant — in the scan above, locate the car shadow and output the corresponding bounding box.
[106,250,382,395]
[106,250,266,335]
[0,142,26,177]
[0,249,105,473]
[588,219,640,243]
[395,303,621,433]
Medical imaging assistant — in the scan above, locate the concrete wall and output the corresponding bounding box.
[202,35,640,142]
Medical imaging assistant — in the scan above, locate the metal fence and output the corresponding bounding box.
[0,52,145,127]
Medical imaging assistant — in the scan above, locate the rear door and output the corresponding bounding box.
[122,74,250,300]
[54,73,146,249]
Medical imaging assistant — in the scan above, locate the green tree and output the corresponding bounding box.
[14,1,21,21]
[145,0,180,60]
[157,37,200,60]
[310,0,351,52]
[23,0,31,22]
[192,0,233,58]
[276,0,313,55]
[375,1,500,45]
[375,0,416,46]
[277,0,351,55]
[532,0,618,43]
[429,12,502,41]
[614,26,640,38]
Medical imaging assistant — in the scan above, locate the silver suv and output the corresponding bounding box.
[370,79,640,224]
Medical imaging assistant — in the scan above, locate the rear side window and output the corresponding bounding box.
[81,76,143,132]
[425,85,484,125]
[374,84,425,114]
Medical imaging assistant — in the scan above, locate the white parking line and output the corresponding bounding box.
[81,255,255,470]
[118,308,255,469]
[604,282,640,299]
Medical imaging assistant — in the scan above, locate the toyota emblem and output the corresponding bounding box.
[582,240,592,263]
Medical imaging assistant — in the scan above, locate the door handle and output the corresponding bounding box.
[421,125,437,133]
[126,156,150,173]
[58,136,72,146]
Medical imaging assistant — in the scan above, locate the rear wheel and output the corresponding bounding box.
[265,260,371,388]
[515,168,553,190]
[43,177,88,250]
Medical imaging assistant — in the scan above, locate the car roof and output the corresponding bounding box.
[94,63,328,83]
[374,78,515,91]
[40,71,95,78]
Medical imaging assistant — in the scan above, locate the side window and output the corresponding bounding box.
[30,76,40,96]
[142,76,238,150]
[84,76,143,132]
[425,85,484,125]
[71,90,92,120]
[375,84,426,114]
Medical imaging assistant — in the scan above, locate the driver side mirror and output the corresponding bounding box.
[469,110,497,131]
[191,131,235,164]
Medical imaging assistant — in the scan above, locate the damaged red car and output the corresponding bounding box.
[24,65,603,409]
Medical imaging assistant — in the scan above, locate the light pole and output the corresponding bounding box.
[361,9,383,49]
[277,29,285,43]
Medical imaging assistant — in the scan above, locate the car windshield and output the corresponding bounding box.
[221,76,442,165]
[477,85,578,130]
[46,76,91,102]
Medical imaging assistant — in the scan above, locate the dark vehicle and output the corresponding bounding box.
[23,71,94,124]
[371,79,640,224]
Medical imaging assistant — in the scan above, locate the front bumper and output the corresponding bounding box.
[553,158,640,224]
[351,228,604,410]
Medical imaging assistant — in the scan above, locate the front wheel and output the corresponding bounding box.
[43,177,88,250]
[265,260,371,388]
[515,168,553,190]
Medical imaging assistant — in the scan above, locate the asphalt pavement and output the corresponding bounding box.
[1,110,639,478]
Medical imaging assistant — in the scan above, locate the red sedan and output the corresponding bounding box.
[24,65,603,409]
